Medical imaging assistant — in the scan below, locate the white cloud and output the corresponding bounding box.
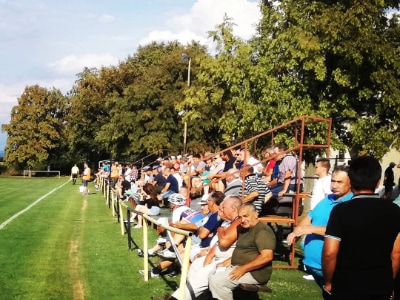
[141,0,260,47]
[139,29,208,47]
[98,14,115,23]
[47,53,120,75]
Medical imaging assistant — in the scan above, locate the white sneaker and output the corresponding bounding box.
[139,268,160,278]
[157,237,167,244]
[303,274,314,280]
[157,249,177,259]
[133,225,142,229]
[148,249,155,256]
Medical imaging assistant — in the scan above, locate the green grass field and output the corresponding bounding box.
[0,176,321,300]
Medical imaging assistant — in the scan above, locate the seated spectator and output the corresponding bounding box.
[208,203,276,300]
[261,146,276,183]
[115,174,131,200]
[207,150,237,192]
[152,165,167,194]
[240,148,264,176]
[239,165,272,214]
[171,167,183,190]
[140,193,207,278]
[267,143,303,198]
[142,166,154,184]
[224,168,242,197]
[175,192,225,262]
[164,196,243,300]
[159,167,179,205]
[130,183,160,228]
[147,193,203,256]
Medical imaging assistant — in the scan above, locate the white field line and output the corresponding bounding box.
[0,180,71,230]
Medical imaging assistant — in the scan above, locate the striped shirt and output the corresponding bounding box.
[240,174,271,213]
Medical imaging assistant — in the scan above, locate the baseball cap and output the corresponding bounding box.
[199,194,209,205]
[168,193,186,206]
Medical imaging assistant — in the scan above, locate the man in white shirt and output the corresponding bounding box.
[310,158,332,210]
[240,148,263,176]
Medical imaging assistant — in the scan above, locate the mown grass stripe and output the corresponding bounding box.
[0,179,71,230]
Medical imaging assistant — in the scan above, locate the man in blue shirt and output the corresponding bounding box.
[323,156,400,299]
[287,165,352,289]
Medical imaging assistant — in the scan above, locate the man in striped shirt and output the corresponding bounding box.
[239,165,272,214]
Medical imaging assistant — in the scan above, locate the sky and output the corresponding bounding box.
[0,0,261,154]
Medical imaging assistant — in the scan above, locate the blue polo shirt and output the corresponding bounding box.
[303,192,353,269]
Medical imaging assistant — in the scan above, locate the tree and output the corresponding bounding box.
[2,85,67,170]
[254,0,400,158]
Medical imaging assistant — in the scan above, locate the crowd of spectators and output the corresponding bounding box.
[92,148,400,300]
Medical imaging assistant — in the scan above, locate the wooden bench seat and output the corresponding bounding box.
[258,215,295,224]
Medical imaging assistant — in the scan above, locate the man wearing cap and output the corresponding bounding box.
[142,166,154,184]
[141,193,205,277]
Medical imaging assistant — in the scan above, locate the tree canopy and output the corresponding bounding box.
[2,0,400,172]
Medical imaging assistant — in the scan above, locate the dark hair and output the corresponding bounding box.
[143,183,157,200]
[210,191,225,206]
[245,165,254,174]
[222,149,233,158]
[333,164,350,174]
[316,158,330,170]
[348,156,381,191]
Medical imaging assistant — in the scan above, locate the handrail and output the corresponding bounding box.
[120,202,193,300]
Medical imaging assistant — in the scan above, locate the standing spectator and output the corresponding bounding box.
[239,165,272,214]
[209,203,275,300]
[124,164,133,182]
[322,156,400,299]
[384,162,396,199]
[110,162,119,188]
[287,165,352,289]
[310,158,332,210]
[82,162,91,195]
[71,164,79,185]
[131,165,138,182]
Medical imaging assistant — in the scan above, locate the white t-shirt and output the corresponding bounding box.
[247,156,263,174]
[171,205,190,224]
[172,173,183,189]
[310,175,332,210]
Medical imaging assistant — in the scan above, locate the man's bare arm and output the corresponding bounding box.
[391,234,400,279]
[322,237,340,292]
[217,218,241,248]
